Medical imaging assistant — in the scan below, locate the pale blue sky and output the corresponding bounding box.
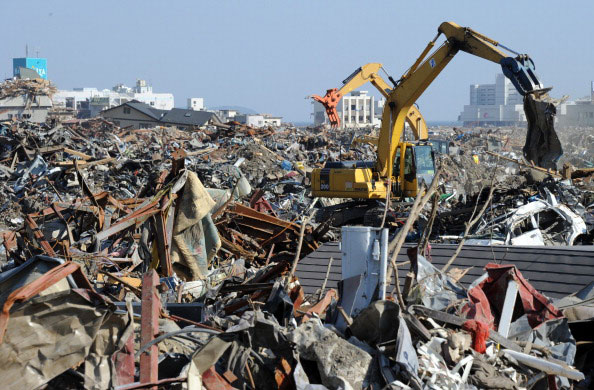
[2,1,592,122]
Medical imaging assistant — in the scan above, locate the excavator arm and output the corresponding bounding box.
[312,63,429,140]
[377,21,552,179]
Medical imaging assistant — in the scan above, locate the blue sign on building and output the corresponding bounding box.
[13,58,48,80]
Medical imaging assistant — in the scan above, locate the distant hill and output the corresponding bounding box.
[210,105,258,114]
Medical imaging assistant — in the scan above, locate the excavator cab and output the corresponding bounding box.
[393,142,435,198]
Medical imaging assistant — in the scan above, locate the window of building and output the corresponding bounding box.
[359,116,364,121]
[150,102,155,106]
[351,105,356,110]
[123,107,131,114]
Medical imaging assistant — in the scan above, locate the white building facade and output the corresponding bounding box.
[557,82,594,127]
[53,79,174,118]
[187,98,204,111]
[459,74,526,126]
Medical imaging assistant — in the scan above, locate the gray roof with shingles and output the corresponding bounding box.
[296,242,594,299]
[160,108,220,126]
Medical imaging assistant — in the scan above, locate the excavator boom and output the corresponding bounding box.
[377,21,560,179]
[312,63,428,140]
[309,21,560,201]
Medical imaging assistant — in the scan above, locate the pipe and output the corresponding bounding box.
[502,350,584,381]
[379,228,388,300]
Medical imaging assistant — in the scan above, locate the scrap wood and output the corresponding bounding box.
[97,270,142,295]
[25,214,56,256]
[486,150,562,178]
[56,156,116,168]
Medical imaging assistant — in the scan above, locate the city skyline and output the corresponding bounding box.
[2,0,593,122]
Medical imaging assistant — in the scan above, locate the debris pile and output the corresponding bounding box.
[0,77,57,99]
[0,117,592,389]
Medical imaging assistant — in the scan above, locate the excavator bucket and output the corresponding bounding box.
[523,94,563,170]
[312,88,342,128]
[499,56,562,170]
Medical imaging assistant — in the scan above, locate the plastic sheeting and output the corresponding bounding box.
[408,255,466,311]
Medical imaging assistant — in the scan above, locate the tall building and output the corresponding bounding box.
[13,57,48,79]
[459,74,526,126]
[313,91,384,128]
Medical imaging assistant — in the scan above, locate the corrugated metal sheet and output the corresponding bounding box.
[296,243,594,299]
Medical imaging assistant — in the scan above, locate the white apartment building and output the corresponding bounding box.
[313,90,385,128]
[459,74,526,126]
[187,98,204,111]
[557,81,594,127]
[53,79,174,118]
[234,113,283,128]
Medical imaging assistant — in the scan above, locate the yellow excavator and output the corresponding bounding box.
[311,63,434,199]
[311,21,556,201]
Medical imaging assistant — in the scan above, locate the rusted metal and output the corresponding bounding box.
[50,203,74,245]
[74,159,106,229]
[224,289,270,315]
[154,170,169,192]
[249,188,277,216]
[1,231,17,253]
[154,196,173,276]
[222,370,238,385]
[25,214,56,256]
[245,362,256,390]
[229,203,297,230]
[114,334,135,386]
[94,203,161,242]
[274,357,293,390]
[171,148,187,177]
[202,366,236,390]
[289,283,305,314]
[114,376,187,390]
[264,243,275,266]
[0,261,92,343]
[302,289,337,322]
[139,270,161,389]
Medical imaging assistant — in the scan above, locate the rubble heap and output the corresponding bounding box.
[0,77,57,99]
[0,117,592,389]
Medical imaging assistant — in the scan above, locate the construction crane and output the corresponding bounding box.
[310,21,556,201]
